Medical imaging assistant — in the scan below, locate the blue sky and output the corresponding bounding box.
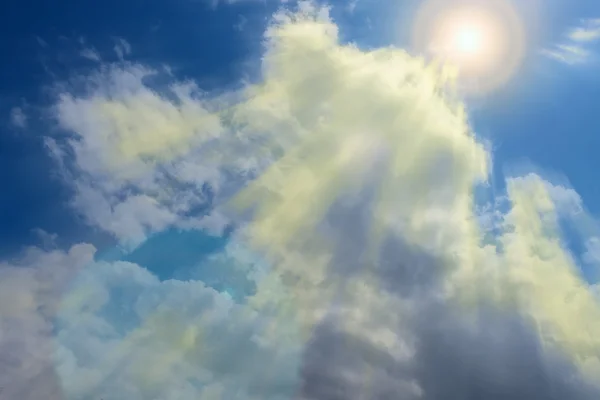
[2,0,600,399]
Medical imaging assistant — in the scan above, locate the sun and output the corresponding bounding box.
[411,0,526,94]
[454,25,484,54]
[433,11,498,67]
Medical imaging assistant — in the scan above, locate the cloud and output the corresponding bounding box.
[225,6,600,396]
[485,176,600,379]
[5,2,600,400]
[53,253,301,400]
[80,47,101,62]
[568,19,600,42]
[235,15,248,32]
[231,5,600,396]
[31,228,59,250]
[346,0,359,13]
[76,36,102,62]
[0,244,95,400]
[0,240,301,400]
[289,172,600,400]
[543,18,600,65]
[113,38,132,61]
[47,64,239,247]
[541,44,591,65]
[299,303,600,400]
[9,107,27,129]
[34,35,48,47]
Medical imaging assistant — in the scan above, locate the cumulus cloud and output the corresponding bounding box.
[53,253,302,400]
[0,240,301,400]
[4,2,600,400]
[47,64,240,247]
[0,244,95,400]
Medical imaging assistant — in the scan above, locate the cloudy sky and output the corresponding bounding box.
[2,0,600,399]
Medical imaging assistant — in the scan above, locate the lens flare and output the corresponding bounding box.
[412,0,526,94]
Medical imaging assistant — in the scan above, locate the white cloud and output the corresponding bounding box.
[543,18,600,65]
[492,176,600,380]
[568,19,600,42]
[0,240,302,400]
[53,256,302,400]
[229,5,600,392]
[541,44,591,65]
[48,64,241,247]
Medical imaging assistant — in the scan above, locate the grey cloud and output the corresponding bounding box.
[299,320,419,400]
[411,304,598,400]
[0,244,95,400]
[293,187,600,400]
[298,301,600,400]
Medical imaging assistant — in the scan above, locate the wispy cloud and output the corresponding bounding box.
[77,36,102,62]
[235,15,248,31]
[80,47,101,62]
[568,18,600,42]
[113,37,132,61]
[543,18,600,65]
[542,44,591,65]
[34,35,47,47]
[347,0,359,13]
[9,107,27,129]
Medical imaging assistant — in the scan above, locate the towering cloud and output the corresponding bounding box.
[2,2,600,400]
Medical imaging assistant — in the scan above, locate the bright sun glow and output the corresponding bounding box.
[455,25,484,54]
[411,0,526,94]
[436,14,495,63]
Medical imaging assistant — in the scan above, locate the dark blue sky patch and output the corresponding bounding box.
[0,120,115,258]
